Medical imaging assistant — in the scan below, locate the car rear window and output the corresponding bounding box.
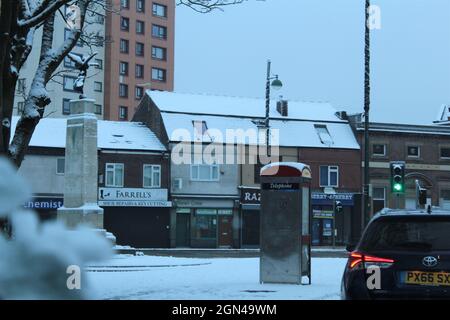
[360,216,450,252]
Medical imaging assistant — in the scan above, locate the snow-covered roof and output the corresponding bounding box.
[147,91,360,149]
[147,90,345,122]
[10,116,166,152]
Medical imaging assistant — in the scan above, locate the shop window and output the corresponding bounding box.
[372,187,386,214]
[143,164,161,188]
[195,209,217,240]
[105,163,124,187]
[319,165,339,187]
[191,164,219,181]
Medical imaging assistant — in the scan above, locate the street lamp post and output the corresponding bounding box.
[363,0,371,228]
[264,60,282,157]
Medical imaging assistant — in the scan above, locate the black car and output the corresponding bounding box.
[341,209,450,300]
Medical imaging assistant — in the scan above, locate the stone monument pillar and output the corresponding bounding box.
[57,99,103,229]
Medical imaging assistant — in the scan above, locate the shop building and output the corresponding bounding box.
[348,110,450,216]
[134,91,361,247]
[12,116,171,248]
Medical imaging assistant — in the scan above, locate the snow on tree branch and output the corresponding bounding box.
[177,0,251,13]
[17,0,73,29]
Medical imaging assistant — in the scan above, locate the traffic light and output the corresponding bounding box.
[335,200,343,213]
[390,161,405,193]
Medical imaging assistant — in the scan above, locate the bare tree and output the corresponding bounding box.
[0,0,109,167]
[1,0,253,168]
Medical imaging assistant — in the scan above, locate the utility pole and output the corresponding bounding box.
[363,0,371,229]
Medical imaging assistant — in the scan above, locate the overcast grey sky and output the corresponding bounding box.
[174,0,450,125]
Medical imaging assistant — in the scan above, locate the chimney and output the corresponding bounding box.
[276,97,288,117]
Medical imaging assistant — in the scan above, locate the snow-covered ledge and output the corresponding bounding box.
[57,99,104,229]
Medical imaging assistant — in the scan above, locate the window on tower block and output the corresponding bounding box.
[120,17,129,31]
[135,64,144,78]
[119,83,128,98]
[136,42,144,56]
[152,3,167,17]
[119,106,128,120]
[152,46,166,60]
[152,67,166,82]
[152,24,167,39]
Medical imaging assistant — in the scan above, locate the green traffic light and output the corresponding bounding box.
[394,183,402,192]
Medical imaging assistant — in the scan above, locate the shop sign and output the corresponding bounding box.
[24,197,63,210]
[99,200,172,207]
[261,183,300,191]
[311,192,354,206]
[98,187,170,207]
[240,188,261,205]
[313,209,334,219]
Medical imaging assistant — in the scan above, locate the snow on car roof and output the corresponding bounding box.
[10,116,166,151]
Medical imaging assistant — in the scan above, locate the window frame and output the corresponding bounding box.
[135,64,144,78]
[94,81,103,92]
[152,3,167,18]
[119,38,129,54]
[119,106,128,120]
[190,164,220,182]
[407,145,421,158]
[119,83,129,98]
[56,157,65,175]
[440,146,450,160]
[152,46,167,61]
[105,163,124,187]
[319,165,339,188]
[151,67,166,82]
[135,42,145,57]
[120,16,130,31]
[152,24,167,39]
[372,143,387,157]
[119,61,129,76]
[63,75,77,92]
[135,86,144,100]
[62,98,71,115]
[143,164,161,188]
[136,20,145,34]
[136,0,145,13]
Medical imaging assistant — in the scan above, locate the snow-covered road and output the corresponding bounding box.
[86,255,347,300]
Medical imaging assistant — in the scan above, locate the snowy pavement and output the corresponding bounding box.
[86,255,347,300]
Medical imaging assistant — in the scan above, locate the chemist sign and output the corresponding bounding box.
[98,187,171,207]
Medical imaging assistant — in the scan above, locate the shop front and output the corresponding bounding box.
[311,192,355,246]
[172,197,239,248]
[239,187,261,248]
[24,196,64,221]
[99,187,172,248]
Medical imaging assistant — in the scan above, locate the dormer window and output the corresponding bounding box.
[314,124,333,146]
[193,120,208,136]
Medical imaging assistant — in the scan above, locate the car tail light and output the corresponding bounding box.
[348,251,395,270]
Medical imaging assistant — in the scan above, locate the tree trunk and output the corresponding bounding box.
[0,1,18,156]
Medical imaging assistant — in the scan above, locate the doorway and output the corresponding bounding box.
[176,213,191,247]
[218,215,233,247]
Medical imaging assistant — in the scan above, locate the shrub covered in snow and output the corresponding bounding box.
[0,157,112,299]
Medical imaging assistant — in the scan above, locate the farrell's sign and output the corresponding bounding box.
[98,187,171,207]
